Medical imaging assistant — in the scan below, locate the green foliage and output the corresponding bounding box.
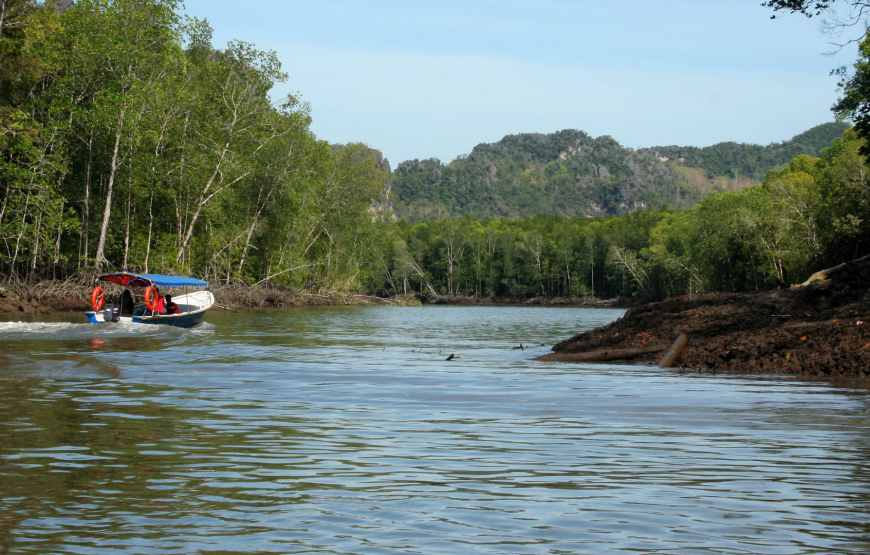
[0,107,68,275]
[392,125,846,222]
[0,0,389,289]
[370,128,870,298]
[761,1,837,17]
[3,0,867,301]
[834,35,870,156]
[639,123,850,179]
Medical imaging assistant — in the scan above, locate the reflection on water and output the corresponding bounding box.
[1,306,870,554]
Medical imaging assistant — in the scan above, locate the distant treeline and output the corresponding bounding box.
[371,129,870,298]
[638,122,850,180]
[1,0,389,289]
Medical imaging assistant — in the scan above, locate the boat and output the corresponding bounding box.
[84,271,215,328]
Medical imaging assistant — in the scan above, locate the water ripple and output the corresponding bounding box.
[1,307,869,554]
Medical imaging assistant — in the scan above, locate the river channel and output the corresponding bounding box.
[1,306,869,554]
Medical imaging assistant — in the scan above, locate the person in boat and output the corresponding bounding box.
[153,288,165,314]
[163,294,180,315]
[121,290,135,314]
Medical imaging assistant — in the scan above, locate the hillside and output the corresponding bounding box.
[391,122,850,221]
[637,122,850,180]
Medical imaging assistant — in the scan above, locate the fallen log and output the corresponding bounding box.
[791,253,870,289]
[658,334,689,368]
[783,320,839,329]
[535,344,669,363]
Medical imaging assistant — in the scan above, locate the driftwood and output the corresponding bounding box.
[791,253,870,289]
[658,334,689,368]
[781,319,860,329]
[536,344,668,363]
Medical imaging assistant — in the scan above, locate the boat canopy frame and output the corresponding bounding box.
[95,271,210,319]
[97,272,209,289]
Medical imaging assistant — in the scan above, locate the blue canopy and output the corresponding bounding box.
[99,272,208,288]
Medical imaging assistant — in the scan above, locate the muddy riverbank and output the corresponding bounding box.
[545,258,870,377]
[0,278,637,316]
[0,280,419,316]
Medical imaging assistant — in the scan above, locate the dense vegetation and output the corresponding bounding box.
[0,0,390,289]
[370,129,870,299]
[391,124,848,222]
[2,0,869,304]
[638,123,850,179]
[392,131,696,222]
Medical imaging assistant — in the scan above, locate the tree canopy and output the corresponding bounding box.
[0,0,391,290]
[369,128,869,299]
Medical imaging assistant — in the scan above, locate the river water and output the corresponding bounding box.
[1,306,869,554]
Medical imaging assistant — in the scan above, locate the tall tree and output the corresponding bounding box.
[50,0,184,269]
[173,40,286,266]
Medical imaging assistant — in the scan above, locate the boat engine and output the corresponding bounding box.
[103,304,120,323]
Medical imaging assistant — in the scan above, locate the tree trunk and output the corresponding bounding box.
[448,249,456,294]
[79,138,93,269]
[790,253,870,289]
[175,112,190,252]
[536,343,669,363]
[144,190,153,273]
[176,132,236,263]
[122,184,132,270]
[10,189,31,279]
[0,180,10,230]
[53,200,64,279]
[238,183,272,276]
[566,264,571,296]
[237,218,258,275]
[94,108,127,269]
[29,213,41,281]
[0,0,6,43]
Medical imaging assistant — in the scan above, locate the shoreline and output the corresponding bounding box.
[422,294,645,309]
[541,259,870,378]
[4,275,870,378]
[0,281,418,316]
[0,280,639,316]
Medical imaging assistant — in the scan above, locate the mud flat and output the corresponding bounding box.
[542,257,870,378]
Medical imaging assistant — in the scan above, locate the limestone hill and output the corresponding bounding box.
[392,122,850,221]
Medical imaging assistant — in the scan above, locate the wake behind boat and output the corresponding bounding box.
[85,272,214,328]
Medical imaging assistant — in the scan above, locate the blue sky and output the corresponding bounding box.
[183,0,853,165]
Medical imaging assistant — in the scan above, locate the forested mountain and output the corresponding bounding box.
[638,122,850,179]
[391,123,849,222]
